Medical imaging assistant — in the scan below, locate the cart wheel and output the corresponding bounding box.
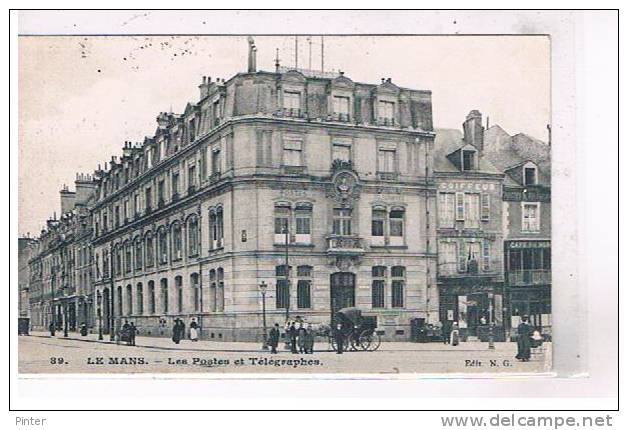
[358,330,373,351]
[349,335,359,351]
[369,333,382,351]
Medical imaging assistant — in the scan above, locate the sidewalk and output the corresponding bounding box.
[28,331,527,353]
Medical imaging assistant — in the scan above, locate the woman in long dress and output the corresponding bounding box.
[516,316,532,361]
[189,319,199,342]
[450,322,460,346]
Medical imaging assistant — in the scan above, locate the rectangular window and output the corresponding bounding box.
[212,149,221,175]
[283,91,301,110]
[145,187,152,211]
[133,194,139,216]
[482,241,491,271]
[283,140,302,166]
[462,150,475,171]
[439,193,456,227]
[465,193,480,229]
[295,207,312,244]
[188,164,197,190]
[438,241,458,275]
[274,206,290,244]
[371,208,386,239]
[481,193,491,222]
[522,203,540,232]
[333,208,352,236]
[157,180,165,204]
[371,280,385,308]
[389,210,404,237]
[457,242,467,272]
[524,167,537,185]
[201,148,207,178]
[171,172,179,198]
[455,192,465,221]
[276,279,289,309]
[379,100,395,123]
[391,280,404,308]
[333,96,350,120]
[332,143,351,162]
[378,148,396,173]
[297,280,311,309]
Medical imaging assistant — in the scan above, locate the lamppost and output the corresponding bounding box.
[97,291,103,341]
[259,281,268,350]
[50,268,56,336]
[63,287,68,338]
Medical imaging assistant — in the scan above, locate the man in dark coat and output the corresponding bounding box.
[441,320,451,345]
[268,323,280,354]
[129,322,138,346]
[288,322,298,353]
[172,319,182,344]
[334,323,344,354]
[122,320,131,345]
[515,315,532,361]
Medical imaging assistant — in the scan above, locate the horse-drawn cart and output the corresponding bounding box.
[328,307,381,352]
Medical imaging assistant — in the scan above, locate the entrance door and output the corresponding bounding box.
[330,272,356,316]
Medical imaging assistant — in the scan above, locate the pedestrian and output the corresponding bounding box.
[189,319,199,342]
[172,319,181,344]
[289,322,298,353]
[334,322,344,354]
[122,320,131,345]
[450,322,460,346]
[129,322,138,346]
[441,320,451,345]
[515,315,532,362]
[304,324,315,354]
[49,321,55,337]
[297,322,307,353]
[268,323,280,354]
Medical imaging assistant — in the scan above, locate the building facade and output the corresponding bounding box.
[91,49,438,342]
[434,111,506,340]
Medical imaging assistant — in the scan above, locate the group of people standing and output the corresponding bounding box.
[285,321,316,354]
[441,320,460,346]
[171,318,200,344]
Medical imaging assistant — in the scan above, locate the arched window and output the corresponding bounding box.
[187,215,199,257]
[160,278,169,314]
[145,232,154,267]
[136,282,144,315]
[217,268,225,312]
[148,280,155,314]
[124,241,132,273]
[126,284,133,315]
[116,285,123,316]
[134,237,143,270]
[190,273,200,312]
[209,208,224,250]
[115,245,122,276]
[158,227,168,265]
[172,222,182,261]
[175,275,183,313]
[209,269,217,312]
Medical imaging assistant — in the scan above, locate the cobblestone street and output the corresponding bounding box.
[19,332,552,375]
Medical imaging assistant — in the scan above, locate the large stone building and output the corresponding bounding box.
[27,175,97,333]
[91,44,438,342]
[18,236,37,319]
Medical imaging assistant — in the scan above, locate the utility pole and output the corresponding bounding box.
[295,36,298,69]
[321,36,324,73]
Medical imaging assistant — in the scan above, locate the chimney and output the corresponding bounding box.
[75,173,96,206]
[122,141,134,157]
[156,112,170,130]
[247,36,256,73]
[59,185,76,215]
[198,76,209,99]
[462,110,484,151]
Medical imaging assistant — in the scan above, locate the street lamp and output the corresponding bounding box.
[259,281,268,350]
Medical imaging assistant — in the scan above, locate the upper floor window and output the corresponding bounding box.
[438,241,458,275]
[171,171,180,198]
[283,140,303,167]
[522,203,540,232]
[274,204,290,244]
[332,142,351,163]
[211,149,222,176]
[134,238,143,270]
[188,164,197,191]
[389,209,405,245]
[275,264,291,309]
[172,223,183,261]
[212,100,221,127]
[333,96,350,121]
[157,179,165,205]
[158,228,168,264]
[188,216,199,257]
[378,147,396,173]
[378,100,395,124]
[524,166,538,186]
[333,208,352,236]
[391,266,405,308]
[464,193,480,229]
[438,193,456,228]
[145,187,153,212]
[209,208,224,249]
[283,91,301,112]
[462,150,476,171]
[145,233,154,267]
[294,203,312,244]
[371,206,405,246]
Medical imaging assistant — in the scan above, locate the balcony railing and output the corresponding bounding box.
[281,108,304,118]
[377,117,396,126]
[282,165,306,175]
[326,235,365,255]
[377,171,398,181]
[508,270,551,286]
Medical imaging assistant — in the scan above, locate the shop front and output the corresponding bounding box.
[438,280,505,341]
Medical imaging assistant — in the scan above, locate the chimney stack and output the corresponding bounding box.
[247,36,257,73]
[462,110,485,152]
[59,185,76,215]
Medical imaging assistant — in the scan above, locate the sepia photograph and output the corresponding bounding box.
[16,31,554,375]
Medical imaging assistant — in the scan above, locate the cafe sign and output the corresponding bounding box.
[507,240,551,249]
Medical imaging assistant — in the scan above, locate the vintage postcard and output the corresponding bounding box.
[17,33,552,375]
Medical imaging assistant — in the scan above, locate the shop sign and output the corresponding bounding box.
[507,241,550,249]
[439,182,496,192]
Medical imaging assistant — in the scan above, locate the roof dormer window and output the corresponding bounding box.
[462,149,476,171]
[524,165,537,186]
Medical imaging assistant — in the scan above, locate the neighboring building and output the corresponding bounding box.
[483,125,552,339]
[18,236,37,318]
[27,175,97,333]
[434,111,506,340]
[90,43,438,342]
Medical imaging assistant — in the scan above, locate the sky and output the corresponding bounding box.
[18,35,550,236]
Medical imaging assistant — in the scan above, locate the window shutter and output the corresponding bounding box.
[481,193,490,222]
[455,192,465,221]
